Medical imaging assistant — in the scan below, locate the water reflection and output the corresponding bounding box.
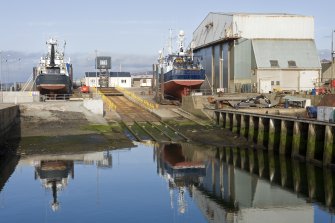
[35,160,73,211]
[2,142,335,222]
[0,154,20,192]
[156,143,206,214]
[24,151,113,212]
[156,144,335,222]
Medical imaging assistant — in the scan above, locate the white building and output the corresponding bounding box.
[84,72,132,88]
[193,12,321,93]
[109,72,132,88]
[132,74,153,87]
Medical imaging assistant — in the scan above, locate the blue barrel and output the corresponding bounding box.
[306,106,317,118]
[311,88,316,95]
[284,99,289,108]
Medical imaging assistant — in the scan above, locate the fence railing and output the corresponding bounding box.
[116,87,159,110]
[41,94,72,101]
[94,88,117,111]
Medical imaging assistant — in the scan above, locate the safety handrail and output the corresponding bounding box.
[116,86,159,110]
[93,87,117,111]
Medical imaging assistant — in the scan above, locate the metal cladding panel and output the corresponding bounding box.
[193,13,314,49]
[193,13,233,49]
[213,45,221,89]
[299,71,319,91]
[233,14,314,39]
[194,47,212,90]
[222,43,229,88]
[257,70,317,91]
[252,39,321,69]
[234,39,252,80]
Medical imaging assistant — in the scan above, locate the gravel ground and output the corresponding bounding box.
[19,101,108,137]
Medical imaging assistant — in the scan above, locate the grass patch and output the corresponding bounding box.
[82,124,113,133]
[166,120,197,127]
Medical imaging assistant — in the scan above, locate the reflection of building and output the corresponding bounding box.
[193,149,314,223]
[156,143,316,223]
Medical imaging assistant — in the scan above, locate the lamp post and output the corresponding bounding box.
[95,49,98,93]
[0,51,2,91]
[332,30,335,92]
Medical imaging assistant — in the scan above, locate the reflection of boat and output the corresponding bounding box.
[35,160,74,212]
[156,143,206,215]
[25,151,113,211]
[34,38,73,95]
[163,143,205,170]
[158,30,205,100]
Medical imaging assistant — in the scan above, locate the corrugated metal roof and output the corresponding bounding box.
[212,12,304,17]
[252,39,321,69]
[193,12,314,49]
[110,72,131,77]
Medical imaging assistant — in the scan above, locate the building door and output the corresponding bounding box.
[259,80,272,93]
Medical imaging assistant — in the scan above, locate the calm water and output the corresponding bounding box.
[1,139,335,223]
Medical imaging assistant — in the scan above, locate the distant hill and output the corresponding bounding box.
[319,49,331,60]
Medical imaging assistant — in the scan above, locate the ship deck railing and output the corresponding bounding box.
[41,94,72,101]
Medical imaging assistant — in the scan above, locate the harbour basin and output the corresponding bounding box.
[0,136,335,223]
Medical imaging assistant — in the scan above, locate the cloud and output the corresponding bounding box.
[0,50,156,83]
[70,52,156,79]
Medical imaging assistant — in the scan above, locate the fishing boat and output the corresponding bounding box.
[34,38,73,95]
[158,30,205,100]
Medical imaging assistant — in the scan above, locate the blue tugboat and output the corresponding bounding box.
[158,30,205,100]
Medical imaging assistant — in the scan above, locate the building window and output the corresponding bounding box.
[121,80,127,84]
[100,60,107,66]
[288,60,297,67]
[271,81,274,86]
[276,81,280,85]
[270,60,279,67]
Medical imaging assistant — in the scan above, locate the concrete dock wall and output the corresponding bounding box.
[0,104,19,146]
[215,109,335,167]
[83,99,104,115]
[0,92,40,103]
[182,96,214,119]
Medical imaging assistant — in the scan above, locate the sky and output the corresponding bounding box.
[0,0,334,82]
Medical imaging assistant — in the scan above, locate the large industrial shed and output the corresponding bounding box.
[192,12,321,93]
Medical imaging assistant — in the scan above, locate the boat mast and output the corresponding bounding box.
[49,41,56,67]
[178,30,185,55]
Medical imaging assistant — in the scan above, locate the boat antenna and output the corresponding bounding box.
[191,41,195,61]
[63,40,66,57]
[168,28,173,54]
